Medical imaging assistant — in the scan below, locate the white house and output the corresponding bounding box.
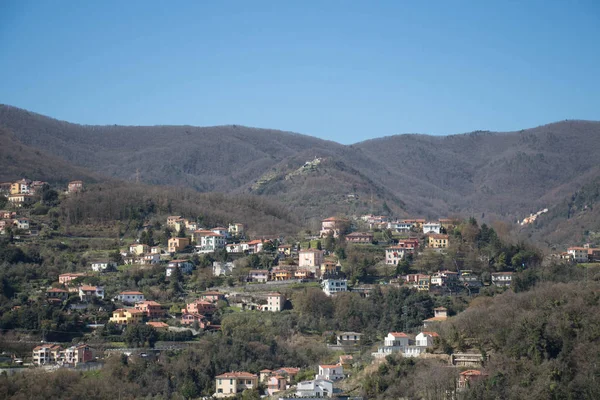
[567,247,589,263]
[299,249,324,271]
[78,285,104,302]
[140,253,161,265]
[197,233,226,252]
[226,242,250,253]
[388,221,414,233]
[263,293,285,312]
[166,260,194,277]
[337,332,362,346]
[211,227,230,239]
[430,270,460,286]
[384,332,410,347]
[491,272,513,286]
[294,379,334,398]
[248,269,269,283]
[322,279,347,296]
[385,246,406,265]
[91,260,117,272]
[14,218,30,230]
[212,261,235,276]
[423,222,442,234]
[116,291,145,304]
[316,364,344,381]
[416,331,439,347]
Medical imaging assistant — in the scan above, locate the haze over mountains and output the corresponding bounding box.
[1,104,600,239]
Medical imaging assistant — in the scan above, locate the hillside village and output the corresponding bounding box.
[1,177,599,399]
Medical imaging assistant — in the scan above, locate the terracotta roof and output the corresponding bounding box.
[80,285,100,291]
[389,332,409,337]
[319,364,341,369]
[120,291,143,295]
[203,291,223,296]
[215,372,257,379]
[276,367,300,374]
[260,369,273,373]
[139,300,161,306]
[420,331,440,337]
[460,370,485,376]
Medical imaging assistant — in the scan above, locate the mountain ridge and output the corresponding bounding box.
[1,104,600,227]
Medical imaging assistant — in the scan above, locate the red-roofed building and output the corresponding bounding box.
[135,300,164,319]
[458,370,487,389]
[78,285,104,301]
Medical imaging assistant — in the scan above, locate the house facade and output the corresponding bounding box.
[135,300,164,319]
[214,372,258,398]
[78,285,104,301]
[295,379,334,398]
[299,249,324,270]
[166,260,194,277]
[316,364,344,381]
[109,308,143,325]
[91,260,117,272]
[491,272,513,286]
[345,232,374,243]
[116,291,145,304]
[32,344,63,365]
[248,269,269,283]
[322,279,347,296]
[337,332,362,346]
[168,237,190,253]
[385,246,406,265]
[263,293,285,312]
[428,234,449,249]
[423,222,442,234]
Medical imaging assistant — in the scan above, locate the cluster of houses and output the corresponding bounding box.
[398,270,513,294]
[0,178,83,208]
[371,331,439,359]
[31,343,93,367]
[0,209,32,235]
[561,245,600,263]
[214,354,352,399]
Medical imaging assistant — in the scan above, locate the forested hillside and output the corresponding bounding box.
[521,176,600,249]
[2,104,600,224]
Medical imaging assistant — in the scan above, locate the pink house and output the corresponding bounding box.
[267,375,287,396]
[181,313,208,328]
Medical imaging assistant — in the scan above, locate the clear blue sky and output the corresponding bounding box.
[1,1,599,144]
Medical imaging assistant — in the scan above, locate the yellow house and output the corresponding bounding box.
[10,180,29,195]
[272,269,293,281]
[214,372,258,398]
[8,194,35,207]
[129,243,149,255]
[109,308,144,325]
[168,237,190,253]
[417,275,431,291]
[228,223,244,236]
[428,234,449,249]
